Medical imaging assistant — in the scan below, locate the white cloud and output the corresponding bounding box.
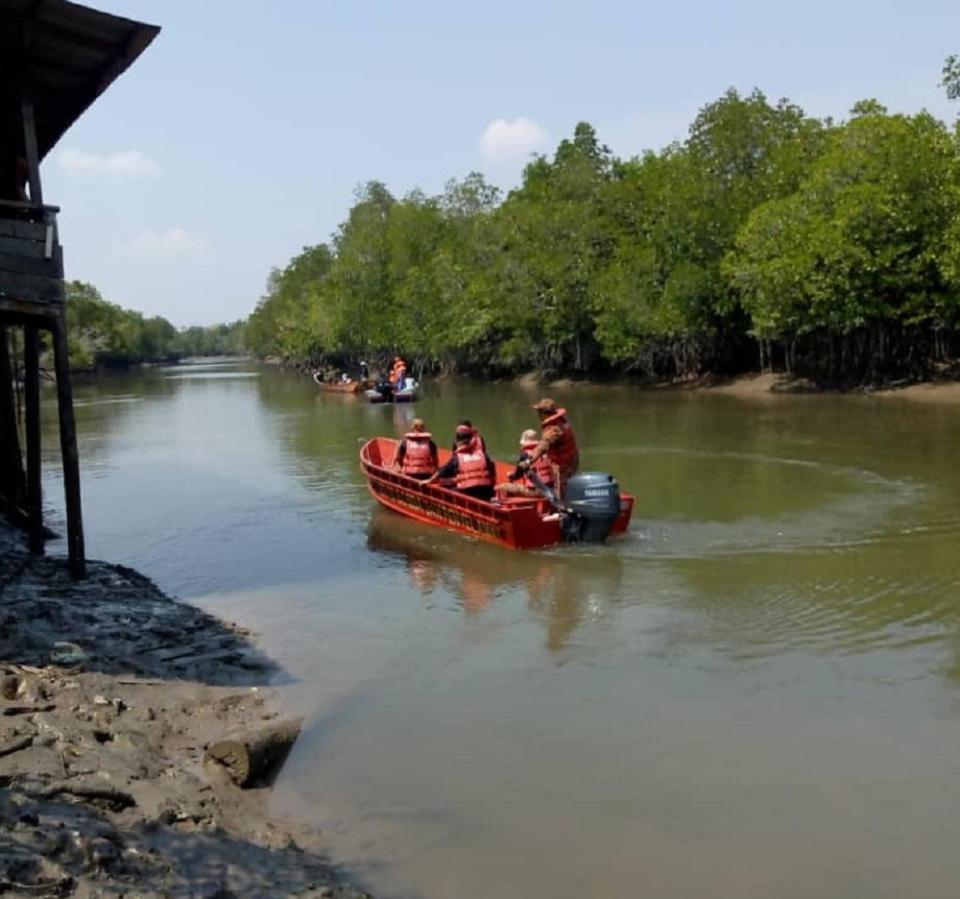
[118,227,203,260]
[59,149,162,178]
[479,117,550,163]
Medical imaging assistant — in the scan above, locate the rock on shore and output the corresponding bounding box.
[1,522,371,899]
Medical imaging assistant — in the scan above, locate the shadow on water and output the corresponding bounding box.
[366,506,625,652]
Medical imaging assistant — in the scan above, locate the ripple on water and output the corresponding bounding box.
[607,447,924,558]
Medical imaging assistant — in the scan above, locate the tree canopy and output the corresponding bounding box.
[64,281,245,369]
[246,85,960,384]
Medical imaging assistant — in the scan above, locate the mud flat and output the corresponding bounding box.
[0,522,370,898]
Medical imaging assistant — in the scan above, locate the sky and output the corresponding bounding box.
[41,0,960,327]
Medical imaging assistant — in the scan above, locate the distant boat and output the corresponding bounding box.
[364,379,418,403]
[313,371,366,393]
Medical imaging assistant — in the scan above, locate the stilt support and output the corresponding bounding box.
[51,313,84,579]
[24,325,43,554]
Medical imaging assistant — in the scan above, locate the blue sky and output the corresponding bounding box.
[42,0,959,326]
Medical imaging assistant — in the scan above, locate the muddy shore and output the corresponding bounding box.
[511,369,960,402]
[0,521,371,899]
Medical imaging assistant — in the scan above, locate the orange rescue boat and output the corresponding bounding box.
[359,437,633,550]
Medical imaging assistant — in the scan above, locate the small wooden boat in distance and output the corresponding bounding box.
[313,372,365,393]
[359,437,633,550]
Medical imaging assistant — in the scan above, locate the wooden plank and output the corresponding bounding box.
[51,314,85,580]
[0,219,48,240]
[0,270,65,304]
[0,252,63,279]
[0,200,59,214]
[0,235,49,257]
[24,326,43,555]
[0,297,61,322]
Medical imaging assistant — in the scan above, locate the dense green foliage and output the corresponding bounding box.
[65,281,245,369]
[248,81,960,383]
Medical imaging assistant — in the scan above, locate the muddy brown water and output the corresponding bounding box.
[38,360,960,898]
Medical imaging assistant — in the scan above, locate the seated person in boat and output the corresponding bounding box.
[496,429,560,500]
[426,425,496,501]
[393,419,438,480]
[450,419,487,453]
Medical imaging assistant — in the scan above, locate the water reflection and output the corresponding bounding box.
[367,507,623,650]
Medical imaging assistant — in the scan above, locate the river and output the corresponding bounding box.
[39,360,960,898]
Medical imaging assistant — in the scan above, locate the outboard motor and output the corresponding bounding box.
[562,472,621,543]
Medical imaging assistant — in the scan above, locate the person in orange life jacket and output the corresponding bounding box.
[449,419,487,454]
[426,425,496,501]
[390,356,408,387]
[516,398,580,494]
[393,418,438,480]
[497,429,560,499]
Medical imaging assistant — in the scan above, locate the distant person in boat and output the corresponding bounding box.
[393,418,438,480]
[450,419,486,454]
[497,428,559,499]
[518,398,580,493]
[390,357,408,388]
[359,360,370,382]
[426,424,496,501]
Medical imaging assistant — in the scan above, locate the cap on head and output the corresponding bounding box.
[531,397,557,414]
[519,428,539,445]
[411,418,426,432]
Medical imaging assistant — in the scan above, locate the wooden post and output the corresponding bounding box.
[24,324,43,554]
[0,324,27,508]
[50,312,84,579]
[21,96,43,207]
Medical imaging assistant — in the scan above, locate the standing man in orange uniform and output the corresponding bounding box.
[390,356,408,388]
[518,398,580,496]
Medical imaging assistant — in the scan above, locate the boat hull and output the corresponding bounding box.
[313,373,366,393]
[359,437,633,550]
[364,387,417,403]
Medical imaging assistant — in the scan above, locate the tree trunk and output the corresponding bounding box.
[203,717,303,787]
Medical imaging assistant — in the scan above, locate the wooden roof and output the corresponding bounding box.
[0,0,160,160]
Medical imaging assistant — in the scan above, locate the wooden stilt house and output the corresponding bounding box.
[0,0,159,578]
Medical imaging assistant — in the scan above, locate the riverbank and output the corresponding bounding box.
[696,371,960,402]
[506,369,960,402]
[0,521,371,899]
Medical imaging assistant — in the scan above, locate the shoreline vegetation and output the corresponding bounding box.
[245,80,960,389]
[0,520,372,899]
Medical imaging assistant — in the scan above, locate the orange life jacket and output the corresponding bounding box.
[540,409,579,474]
[401,432,435,476]
[455,444,493,491]
[520,440,556,487]
[391,360,408,385]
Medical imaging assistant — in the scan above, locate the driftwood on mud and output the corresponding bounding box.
[204,717,303,787]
